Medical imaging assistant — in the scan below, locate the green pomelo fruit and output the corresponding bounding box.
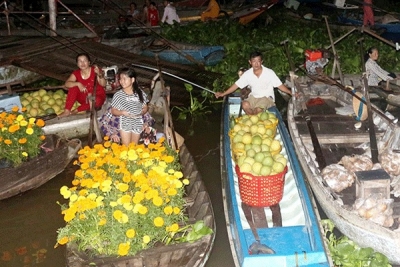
[246,149,256,158]
[261,144,270,152]
[244,157,255,166]
[232,133,243,144]
[239,162,252,173]
[242,133,252,145]
[262,156,274,167]
[252,135,262,145]
[272,162,285,174]
[252,144,261,153]
[46,108,56,115]
[250,115,259,124]
[259,112,269,121]
[260,166,271,176]
[254,152,265,163]
[233,124,242,132]
[250,125,258,135]
[252,162,263,175]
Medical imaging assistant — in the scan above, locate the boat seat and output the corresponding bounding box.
[0,80,24,95]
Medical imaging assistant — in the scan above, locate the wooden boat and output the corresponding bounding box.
[287,73,400,264]
[220,96,331,266]
[0,134,81,200]
[175,0,208,8]
[66,143,216,267]
[141,39,225,66]
[231,1,275,25]
[338,13,400,33]
[42,102,108,139]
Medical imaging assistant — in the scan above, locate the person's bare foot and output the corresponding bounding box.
[58,110,71,118]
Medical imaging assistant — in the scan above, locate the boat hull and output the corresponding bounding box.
[221,96,331,266]
[66,144,216,267]
[0,134,81,200]
[287,75,400,264]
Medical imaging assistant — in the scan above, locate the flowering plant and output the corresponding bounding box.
[0,106,45,166]
[56,138,210,257]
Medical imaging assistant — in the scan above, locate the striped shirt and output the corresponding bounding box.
[365,58,394,86]
[111,90,148,134]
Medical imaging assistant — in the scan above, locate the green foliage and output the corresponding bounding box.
[321,219,392,267]
[160,7,400,92]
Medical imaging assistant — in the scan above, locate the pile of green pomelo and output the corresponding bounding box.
[230,111,287,177]
[19,89,77,117]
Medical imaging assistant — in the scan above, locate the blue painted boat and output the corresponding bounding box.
[338,13,400,33]
[220,96,331,267]
[141,40,224,66]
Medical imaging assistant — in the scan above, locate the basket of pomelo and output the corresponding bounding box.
[235,159,288,207]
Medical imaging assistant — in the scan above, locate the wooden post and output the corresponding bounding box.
[48,0,57,36]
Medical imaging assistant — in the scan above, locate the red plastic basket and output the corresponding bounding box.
[235,165,288,207]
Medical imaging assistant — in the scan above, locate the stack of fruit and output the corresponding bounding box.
[230,111,288,177]
[19,89,78,117]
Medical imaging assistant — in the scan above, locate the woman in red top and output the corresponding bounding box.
[59,53,107,117]
[147,2,159,26]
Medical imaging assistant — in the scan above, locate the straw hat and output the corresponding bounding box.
[352,91,368,121]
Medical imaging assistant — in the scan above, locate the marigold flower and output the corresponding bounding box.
[26,128,34,135]
[153,196,163,207]
[173,207,181,214]
[154,217,164,227]
[22,152,28,157]
[20,120,28,127]
[16,114,24,121]
[126,229,136,238]
[8,124,19,133]
[36,119,45,127]
[11,106,19,112]
[98,218,107,226]
[18,138,27,144]
[143,235,151,244]
[164,206,173,215]
[4,139,12,145]
[118,242,130,256]
[117,183,129,192]
[168,223,179,232]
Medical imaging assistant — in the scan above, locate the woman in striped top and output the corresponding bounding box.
[111,67,148,146]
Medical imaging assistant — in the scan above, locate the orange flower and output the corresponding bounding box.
[36,119,45,127]
[11,106,19,112]
[8,124,20,133]
[18,138,27,144]
[4,139,12,145]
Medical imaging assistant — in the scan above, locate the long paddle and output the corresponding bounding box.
[88,72,102,147]
[154,55,178,149]
[362,75,379,163]
[308,72,396,125]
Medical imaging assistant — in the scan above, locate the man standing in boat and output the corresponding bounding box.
[214,51,292,115]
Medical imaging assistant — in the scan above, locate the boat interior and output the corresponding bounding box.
[291,79,400,224]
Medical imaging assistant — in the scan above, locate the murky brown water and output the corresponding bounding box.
[0,107,235,267]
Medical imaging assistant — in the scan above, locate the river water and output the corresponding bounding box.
[0,107,235,267]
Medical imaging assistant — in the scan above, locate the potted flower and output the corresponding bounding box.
[56,138,213,261]
[0,106,45,167]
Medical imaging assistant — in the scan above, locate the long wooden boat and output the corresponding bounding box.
[287,74,400,264]
[338,13,400,33]
[0,134,81,200]
[42,102,108,139]
[230,1,275,25]
[220,96,331,266]
[66,143,216,267]
[141,39,225,66]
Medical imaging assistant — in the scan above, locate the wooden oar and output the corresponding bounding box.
[88,73,102,147]
[154,55,178,149]
[308,72,396,125]
[293,78,327,170]
[362,75,379,163]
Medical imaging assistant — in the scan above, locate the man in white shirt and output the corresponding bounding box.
[161,0,180,25]
[215,51,292,115]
